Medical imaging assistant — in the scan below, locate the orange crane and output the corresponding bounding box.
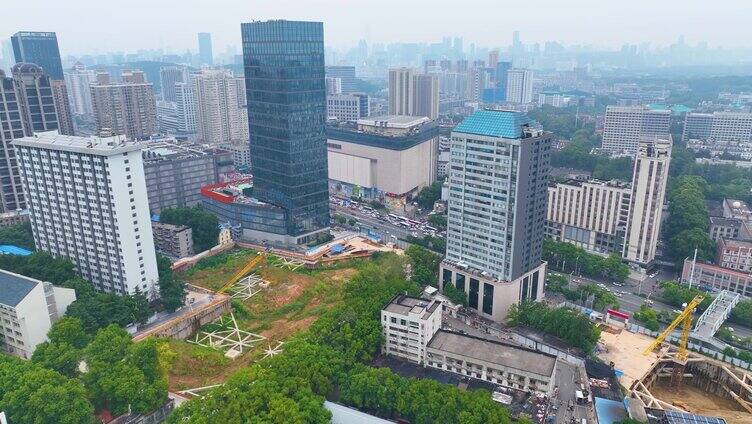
[217,253,267,294]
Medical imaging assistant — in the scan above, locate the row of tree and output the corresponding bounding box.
[0,221,35,250]
[546,274,619,311]
[507,300,601,353]
[405,245,467,306]
[543,239,630,282]
[169,253,517,423]
[664,176,717,264]
[1,319,170,423]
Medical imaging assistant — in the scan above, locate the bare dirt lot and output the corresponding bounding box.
[651,384,751,424]
[598,329,659,387]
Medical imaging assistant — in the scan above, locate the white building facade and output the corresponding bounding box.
[601,106,670,155]
[506,68,533,103]
[192,70,248,144]
[13,132,160,297]
[0,269,75,359]
[381,295,442,363]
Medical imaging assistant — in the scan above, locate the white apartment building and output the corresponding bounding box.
[682,111,752,143]
[192,70,248,144]
[546,179,632,255]
[64,62,95,115]
[159,66,189,103]
[13,132,160,297]
[174,82,197,134]
[326,93,369,122]
[441,110,550,322]
[717,238,752,273]
[413,74,439,119]
[601,106,670,155]
[0,269,76,359]
[381,295,442,363]
[622,136,672,266]
[325,77,342,95]
[506,68,533,103]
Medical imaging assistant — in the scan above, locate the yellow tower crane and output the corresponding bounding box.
[217,253,267,294]
[643,295,704,362]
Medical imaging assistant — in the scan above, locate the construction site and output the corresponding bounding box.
[597,292,752,424]
[135,235,400,391]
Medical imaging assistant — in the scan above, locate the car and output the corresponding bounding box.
[672,309,682,314]
[613,282,623,287]
[645,299,654,305]
[615,293,623,297]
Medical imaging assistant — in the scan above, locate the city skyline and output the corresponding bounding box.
[2,0,751,56]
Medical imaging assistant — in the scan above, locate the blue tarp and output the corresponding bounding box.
[331,244,345,254]
[594,397,627,424]
[0,245,32,256]
[151,214,160,222]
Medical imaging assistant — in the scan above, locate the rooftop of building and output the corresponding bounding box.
[549,178,631,190]
[142,140,230,161]
[383,294,441,319]
[200,178,281,210]
[453,109,541,139]
[0,245,33,256]
[709,216,744,227]
[684,259,752,279]
[358,115,430,128]
[719,238,752,249]
[724,198,752,216]
[324,401,393,424]
[0,269,41,307]
[12,131,143,155]
[151,221,191,232]
[326,116,438,151]
[427,330,557,377]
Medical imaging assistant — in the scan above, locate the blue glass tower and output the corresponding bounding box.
[241,20,330,243]
[11,32,64,80]
[495,61,512,100]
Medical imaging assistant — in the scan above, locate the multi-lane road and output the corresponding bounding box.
[330,202,439,241]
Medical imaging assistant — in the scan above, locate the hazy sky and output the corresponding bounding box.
[3,0,751,55]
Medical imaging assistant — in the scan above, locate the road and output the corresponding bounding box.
[554,270,752,340]
[330,203,436,241]
[552,361,593,424]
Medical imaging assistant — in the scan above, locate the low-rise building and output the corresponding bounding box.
[709,216,752,242]
[143,140,234,213]
[426,330,557,393]
[152,221,193,259]
[0,270,76,359]
[681,259,752,298]
[326,116,438,206]
[200,178,290,245]
[0,210,29,228]
[381,294,442,364]
[717,238,752,273]
[221,141,251,169]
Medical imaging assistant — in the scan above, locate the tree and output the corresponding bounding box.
[0,221,35,250]
[405,245,440,286]
[157,255,186,312]
[0,355,95,424]
[160,206,220,252]
[731,299,752,328]
[442,282,468,306]
[31,341,82,377]
[63,279,152,334]
[0,252,75,284]
[47,316,90,348]
[416,181,443,210]
[508,301,601,352]
[427,213,447,229]
[668,228,716,263]
[634,305,660,331]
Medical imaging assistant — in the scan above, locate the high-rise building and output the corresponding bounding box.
[11,63,59,134]
[50,80,74,135]
[159,66,189,102]
[14,132,160,296]
[325,77,342,95]
[0,39,13,72]
[64,62,95,115]
[682,111,752,143]
[197,32,213,65]
[468,66,490,103]
[622,136,672,266]
[242,20,330,244]
[412,74,439,119]
[505,68,533,103]
[90,70,157,139]
[495,61,512,94]
[192,69,248,144]
[10,32,64,80]
[601,106,670,155]
[174,82,197,134]
[440,110,550,322]
[0,70,26,211]
[325,66,356,93]
[326,92,369,122]
[388,67,414,116]
[488,50,500,69]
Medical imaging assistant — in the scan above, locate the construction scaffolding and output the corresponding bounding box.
[188,313,265,359]
[269,255,305,271]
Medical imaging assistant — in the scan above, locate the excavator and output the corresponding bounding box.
[217,252,267,294]
[642,295,704,385]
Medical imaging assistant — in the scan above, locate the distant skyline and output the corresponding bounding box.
[2,0,751,56]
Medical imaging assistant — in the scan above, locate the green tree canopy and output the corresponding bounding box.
[160,205,220,252]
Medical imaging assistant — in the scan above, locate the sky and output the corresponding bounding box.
[2,0,751,55]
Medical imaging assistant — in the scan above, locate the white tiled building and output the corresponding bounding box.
[381,295,442,364]
[0,269,75,359]
[13,132,160,297]
[601,106,670,155]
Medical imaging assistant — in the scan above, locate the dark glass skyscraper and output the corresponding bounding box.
[241,20,330,243]
[11,32,64,80]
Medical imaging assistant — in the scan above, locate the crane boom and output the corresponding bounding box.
[643,295,704,362]
[217,253,266,294]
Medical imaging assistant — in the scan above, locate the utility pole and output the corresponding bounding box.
[688,248,698,289]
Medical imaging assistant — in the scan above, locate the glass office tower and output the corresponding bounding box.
[241,20,330,243]
[11,32,64,80]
